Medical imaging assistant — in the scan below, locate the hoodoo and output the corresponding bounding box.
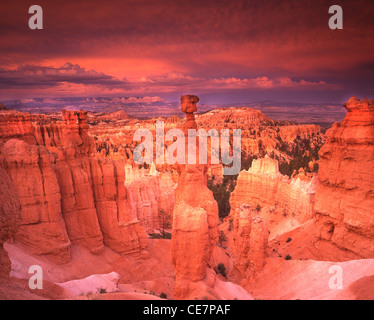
[314,97,374,259]
[171,95,219,299]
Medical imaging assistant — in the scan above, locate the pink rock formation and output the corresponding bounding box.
[0,109,150,262]
[0,139,72,263]
[125,165,175,234]
[278,124,321,142]
[0,167,21,278]
[196,107,268,127]
[230,157,316,226]
[314,97,374,259]
[95,110,130,121]
[0,111,37,145]
[171,95,219,299]
[230,204,268,281]
[90,156,147,254]
[195,106,321,159]
[39,110,104,254]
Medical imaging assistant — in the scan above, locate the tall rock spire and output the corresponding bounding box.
[171,95,219,299]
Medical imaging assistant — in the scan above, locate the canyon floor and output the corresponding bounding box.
[2,234,374,300]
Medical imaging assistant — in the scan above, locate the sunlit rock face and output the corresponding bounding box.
[230,157,316,227]
[0,111,37,145]
[171,95,219,300]
[90,156,147,254]
[0,110,148,263]
[277,125,321,142]
[313,97,374,259]
[227,156,317,281]
[0,139,72,263]
[125,164,176,234]
[196,107,321,156]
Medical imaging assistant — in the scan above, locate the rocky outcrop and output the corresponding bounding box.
[35,110,104,255]
[0,167,21,279]
[230,204,268,281]
[195,106,321,162]
[0,139,72,263]
[0,110,150,262]
[278,124,321,142]
[196,107,268,127]
[171,95,219,299]
[314,97,374,259]
[124,164,175,234]
[0,111,37,145]
[90,156,147,254]
[230,157,316,226]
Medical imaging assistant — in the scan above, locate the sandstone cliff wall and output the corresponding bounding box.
[0,110,150,263]
[230,204,268,282]
[0,167,21,278]
[124,164,176,234]
[0,139,72,263]
[313,97,374,259]
[230,157,316,225]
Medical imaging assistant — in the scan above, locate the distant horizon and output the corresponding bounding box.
[2,94,347,126]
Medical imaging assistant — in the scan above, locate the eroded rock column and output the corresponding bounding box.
[231,204,268,283]
[313,97,374,259]
[171,95,219,299]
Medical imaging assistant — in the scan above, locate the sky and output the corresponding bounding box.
[1,0,374,107]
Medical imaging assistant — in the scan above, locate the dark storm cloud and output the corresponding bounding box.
[0,63,125,89]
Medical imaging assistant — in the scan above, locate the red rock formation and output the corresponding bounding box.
[196,107,268,127]
[0,167,21,279]
[278,124,321,142]
[0,109,151,262]
[314,97,374,259]
[87,110,131,126]
[230,157,316,228]
[124,164,175,234]
[38,111,104,254]
[171,95,219,299]
[0,139,72,263]
[230,204,268,282]
[0,111,36,145]
[195,106,321,161]
[90,156,147,254]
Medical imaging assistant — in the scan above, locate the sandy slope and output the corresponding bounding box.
[2,238,251,300]
[2,231,373,300]
[2,238,174,300]
[246,258,374,300]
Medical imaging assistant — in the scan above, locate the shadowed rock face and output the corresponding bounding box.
[314,97,374,259]
[230,204,268,282]
[171,95,219,299]
[0,167,21,278]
